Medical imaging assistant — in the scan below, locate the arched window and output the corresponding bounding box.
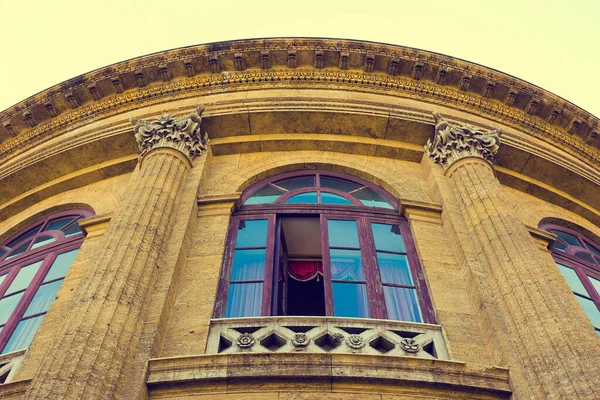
[214,171,434,323]
[0,210,93,354]
[543,223,600,337]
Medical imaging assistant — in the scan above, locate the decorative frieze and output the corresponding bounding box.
[426,111,502,169]
[130,105,209,161]
[206,317,449,360]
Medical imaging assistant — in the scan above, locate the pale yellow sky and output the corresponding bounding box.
[0,0,598,117]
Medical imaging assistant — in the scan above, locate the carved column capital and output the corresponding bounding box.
[426,112,502,170]
[130,105,209,162]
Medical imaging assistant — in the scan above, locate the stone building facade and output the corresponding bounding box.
[0,38,598,399]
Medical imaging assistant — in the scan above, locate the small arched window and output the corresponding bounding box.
[0,210,93,354]
[214,171,434,323]
[543,224,600,337]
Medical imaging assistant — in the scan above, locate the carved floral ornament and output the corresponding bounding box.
[426,111,503,170]
[129,105,209,162]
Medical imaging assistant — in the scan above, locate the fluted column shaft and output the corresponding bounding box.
[26,107,208,399]
[445,157,599,399]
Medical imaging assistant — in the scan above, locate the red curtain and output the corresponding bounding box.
[289,261,323,281]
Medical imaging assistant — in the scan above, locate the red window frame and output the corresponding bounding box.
[542,223,600,335]
[214,171,435,323]
[0,210,93,353]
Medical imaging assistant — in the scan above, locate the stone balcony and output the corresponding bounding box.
[206,316,449,360]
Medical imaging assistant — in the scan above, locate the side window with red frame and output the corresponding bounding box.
[542,224,600,337]
[214,171,434,324]
[0,210,93,354]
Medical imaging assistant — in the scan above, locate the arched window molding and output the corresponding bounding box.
[215,171,434,323]
[0,209,93,354]
[542,223,600,337]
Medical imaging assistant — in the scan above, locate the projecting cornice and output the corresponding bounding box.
[0,38,598,166]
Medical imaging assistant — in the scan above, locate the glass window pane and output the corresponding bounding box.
[1,315,45,355]
[586,242,600,257]
[44,217,75,232]
[231,250,266,281]
[575,295,600,328]
[5,261,43,295]
[589,276,600,296]
[44,249,79,282]
[0,274,6,287]
[372,223,406,252]
[574,251,596,265]
[244,186,284,205]
[353,188,394,209]
[62,222,83,237]
[284,192,318,204]
[0,249,7,258]
[225,283,263,318]
[377,253,413,285]
[30,236,56,250]
[327,220,359,248]
[556,263,589,296]
[551,231,581,247]
[320,177,363,193]
[235,220,268,248]
[273,176,314,191]
[320,192,353,205]
[330,249,364,281]
[4,241,31,260]
[0,293,25,325]
[384,286,422,322]
[332,282,369,318]
[550,240,568,252]
[23,280,63,317]
[6,226,41,248]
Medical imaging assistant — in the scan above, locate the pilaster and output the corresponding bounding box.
[25,107,209,399]
[426,113,600,398]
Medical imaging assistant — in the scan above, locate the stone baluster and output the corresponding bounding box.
[25,107,209,399]
[426,112,600,399]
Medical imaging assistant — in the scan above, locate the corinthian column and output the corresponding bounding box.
[26,107,209,399]
[426,113,599,399]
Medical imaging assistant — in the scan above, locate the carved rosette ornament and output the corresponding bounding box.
[236,333,256,348]
[292,333,309,347]
[426,111,502,170]
[345,334,366,349]
[129,105,209,162]
[400,338,420,353]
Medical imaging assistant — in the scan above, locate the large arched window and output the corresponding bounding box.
[214,171,434,323]
[0,210,93,354]
[543,223,600,337]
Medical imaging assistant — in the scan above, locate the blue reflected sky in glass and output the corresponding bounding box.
[327,220,359,248]
[320,177,363,193]
[377,253,412,285]
[590,276,600,295]
[6,226,41,248]
[4,242,30,260]
[231,250,266,281]
[0,293,25,325]
[321,192,353,205]
[551,230,581,246]
[557,263,589,296]
[354,188,394,209]
[235,220,268,248]
[0,274,6,287]
[2,315,45,354]
[63,221,84,237]
[372,223,405,252]
[225,282,263,318]
[24,280,63,317]
[332,282,369,318]
[274,176,314,191]
[44,217,74,232]
[575,295,600,327]
[284,192,318,204]
[5,261,43,295]
[31,236,56,250]
[384,286,422,322]
[244,186,284,205]
[330,249,364,281]
[43,249,79,282]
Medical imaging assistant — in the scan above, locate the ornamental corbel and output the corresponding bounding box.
[129,105,209,162]
[426,112,502,170]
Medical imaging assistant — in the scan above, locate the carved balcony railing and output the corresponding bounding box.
[206,317,449,360]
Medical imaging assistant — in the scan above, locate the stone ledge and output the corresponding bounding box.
[79,213,113,238]
[146,353,511,398]
[0,379,30,399]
